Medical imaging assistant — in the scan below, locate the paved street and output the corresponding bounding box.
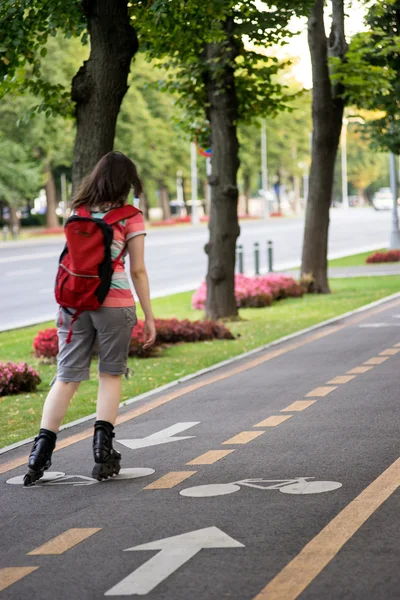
[0,295,399,599]
[0,208,390,331]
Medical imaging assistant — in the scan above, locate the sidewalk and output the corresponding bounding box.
[1,296,399,599]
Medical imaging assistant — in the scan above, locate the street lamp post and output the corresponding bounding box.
[341,117,349,210]
[176,170,184,205]
[261,119,269,219]
[389,150,400,248]
[206,157,212,215]
[190,141,199,225]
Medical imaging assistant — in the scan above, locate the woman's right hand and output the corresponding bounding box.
[143,317,156,349]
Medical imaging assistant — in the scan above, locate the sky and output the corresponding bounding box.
[282,1,369,88]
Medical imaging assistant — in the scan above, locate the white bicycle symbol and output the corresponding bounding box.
[180,477,342,497]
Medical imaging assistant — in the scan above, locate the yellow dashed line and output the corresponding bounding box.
[187,450,234,465]
[1,300,398,477]
[254,415,293,427]
[306,386,337,397]
[222,431,265,445]
[253,457,400,600]
[28,528,101,556]
[327,375,356,384]
[379,348,400,356]
[364,357,389,365]
[281,401,316,412]
[144,471,197,490]
[0,567,39,592]
[347,366,374,374]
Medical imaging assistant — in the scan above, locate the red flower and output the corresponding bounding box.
[366,250,400,264]
[33,328,59,358]
[129,318,234,357]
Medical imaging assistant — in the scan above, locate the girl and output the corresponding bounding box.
[24,152,156,486]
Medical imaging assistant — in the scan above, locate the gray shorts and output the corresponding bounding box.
[56,306,137,382]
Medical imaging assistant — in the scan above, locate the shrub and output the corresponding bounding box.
[33,328,58,359]
[192,273,304,310]
[129,318,234,357]
[0,362,41,396]
[34,318,234,360]
[366,250,400,264]
[20,214,46,227]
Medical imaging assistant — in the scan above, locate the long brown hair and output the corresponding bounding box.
[72,151,143,211]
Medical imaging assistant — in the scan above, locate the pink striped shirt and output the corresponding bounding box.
[91,209,146,307]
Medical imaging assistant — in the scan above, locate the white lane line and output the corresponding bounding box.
[359,323,400,328]
[6,268,42,277]
[0,251,59,264]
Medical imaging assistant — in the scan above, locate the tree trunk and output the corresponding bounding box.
[182,176,188,208]
[294,174,301,214]
[71,0,138,191]
[9,204,19,229]
[44,161,59,229]
[357,188,367,207]
[159,183,171,220]
[139,191,150,221]
[301,0,346,293]
[204,22,240,320]
[274,170,282,213]
[243,171,251,215]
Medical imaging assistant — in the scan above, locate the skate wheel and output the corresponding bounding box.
[23,474,33,487]
[7,471,65,486]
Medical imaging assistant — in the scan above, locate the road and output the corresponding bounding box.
[0,208,390,330]
[0,295,399,599]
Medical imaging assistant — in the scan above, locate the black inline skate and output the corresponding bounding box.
[92,421,121,481]
[23,429,57,486]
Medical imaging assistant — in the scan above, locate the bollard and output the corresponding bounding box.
[236,244,244,274]
[2,225,8,241]
[12,225,18,240]
[254,241,260,275]
[267,240,273,272]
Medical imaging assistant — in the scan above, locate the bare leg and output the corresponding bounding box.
[96,372,122,424]
[40,380,80,433]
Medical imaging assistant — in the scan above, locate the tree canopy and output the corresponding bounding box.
[133,0,314,141]
[332,0,400,153]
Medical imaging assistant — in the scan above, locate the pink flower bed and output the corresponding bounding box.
[192,274,304,310]
[0,362,41,396]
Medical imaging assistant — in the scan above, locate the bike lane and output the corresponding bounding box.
[0,297,399,599]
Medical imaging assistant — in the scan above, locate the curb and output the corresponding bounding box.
[0,241,389,334]
[1,289,400,457]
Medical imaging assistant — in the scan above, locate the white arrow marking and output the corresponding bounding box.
[105,527,244,596]
[117,422,200,450]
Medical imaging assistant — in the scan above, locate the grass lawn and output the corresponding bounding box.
[328,249,386,268]
[0,276,399,448]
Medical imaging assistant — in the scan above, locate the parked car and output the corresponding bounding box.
[372,188,394,210]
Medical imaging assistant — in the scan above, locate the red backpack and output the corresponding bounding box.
[55,205,141,343]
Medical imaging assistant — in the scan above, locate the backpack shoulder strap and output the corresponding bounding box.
[76,207,92,218]
[103,205,141,225]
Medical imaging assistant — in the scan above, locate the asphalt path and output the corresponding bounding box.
[0,208,390,331]
[0,295,399,599]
